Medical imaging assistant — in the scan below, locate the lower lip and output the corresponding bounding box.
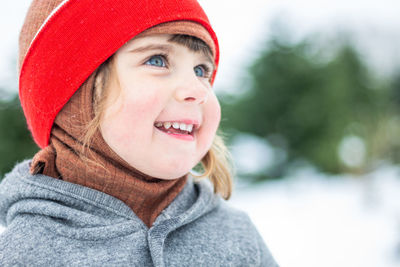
[155,127,195,141]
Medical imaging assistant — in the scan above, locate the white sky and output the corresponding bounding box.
[1,0,400,92]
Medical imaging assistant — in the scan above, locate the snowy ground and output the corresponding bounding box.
[229,166,400,267]
[1,165,399,267]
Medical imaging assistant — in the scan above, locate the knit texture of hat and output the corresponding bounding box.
[18,0,220,148]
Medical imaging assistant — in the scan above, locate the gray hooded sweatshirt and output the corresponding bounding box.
[0,160,278,266]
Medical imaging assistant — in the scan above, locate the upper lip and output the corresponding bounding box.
[154,119,201,130]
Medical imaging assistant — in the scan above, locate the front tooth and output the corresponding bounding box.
[164,122,172,129]
[186,124,193,133]
[172,122,180,129]
[179,123,187,131]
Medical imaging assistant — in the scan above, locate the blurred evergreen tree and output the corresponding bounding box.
[390,72,400,111]
[220,36,387,179]
[0,92,38,178]
[380,72,400,163]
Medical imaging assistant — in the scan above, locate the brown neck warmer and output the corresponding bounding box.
[30,72,187,228]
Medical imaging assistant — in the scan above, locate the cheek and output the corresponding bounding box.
[119,91,162,123]
[207,95,221,130]
[201,95,221,148]
[116,72,163,119]
[101,92,162,142]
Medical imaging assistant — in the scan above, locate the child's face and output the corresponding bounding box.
[100,33,221,179]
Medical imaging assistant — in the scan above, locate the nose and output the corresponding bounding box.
[174,73,209,105]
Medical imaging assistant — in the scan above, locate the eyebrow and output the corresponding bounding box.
[128,44,216,72]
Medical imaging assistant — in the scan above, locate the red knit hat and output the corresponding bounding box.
[18,0,220,149]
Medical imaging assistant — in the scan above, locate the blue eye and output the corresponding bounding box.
[194,65,211,78]
[145,55,167,67]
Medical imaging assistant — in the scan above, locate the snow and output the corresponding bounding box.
[1,165,400,266]
[229,166,400,267]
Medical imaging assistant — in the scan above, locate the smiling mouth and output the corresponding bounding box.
[154,121,197,137]
[155,126,193,136]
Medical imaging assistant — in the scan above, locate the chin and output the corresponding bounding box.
[156,168,191,180]
[148,155,198,179]
[151,162,195,180]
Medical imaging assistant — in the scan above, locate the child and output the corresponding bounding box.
[0,0,278,266]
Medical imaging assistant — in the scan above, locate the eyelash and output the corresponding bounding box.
[144,53,212,78]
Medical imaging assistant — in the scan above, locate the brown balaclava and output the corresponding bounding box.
[28,21,216,228]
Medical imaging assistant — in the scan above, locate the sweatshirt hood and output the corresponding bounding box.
[0,160,219,241]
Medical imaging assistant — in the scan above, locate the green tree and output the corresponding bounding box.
[0,93,38,177]
[220,35,387,179]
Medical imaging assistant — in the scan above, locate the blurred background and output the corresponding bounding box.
[1,0,400,266]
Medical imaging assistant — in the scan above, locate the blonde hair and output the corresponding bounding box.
[82,34,234,200]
